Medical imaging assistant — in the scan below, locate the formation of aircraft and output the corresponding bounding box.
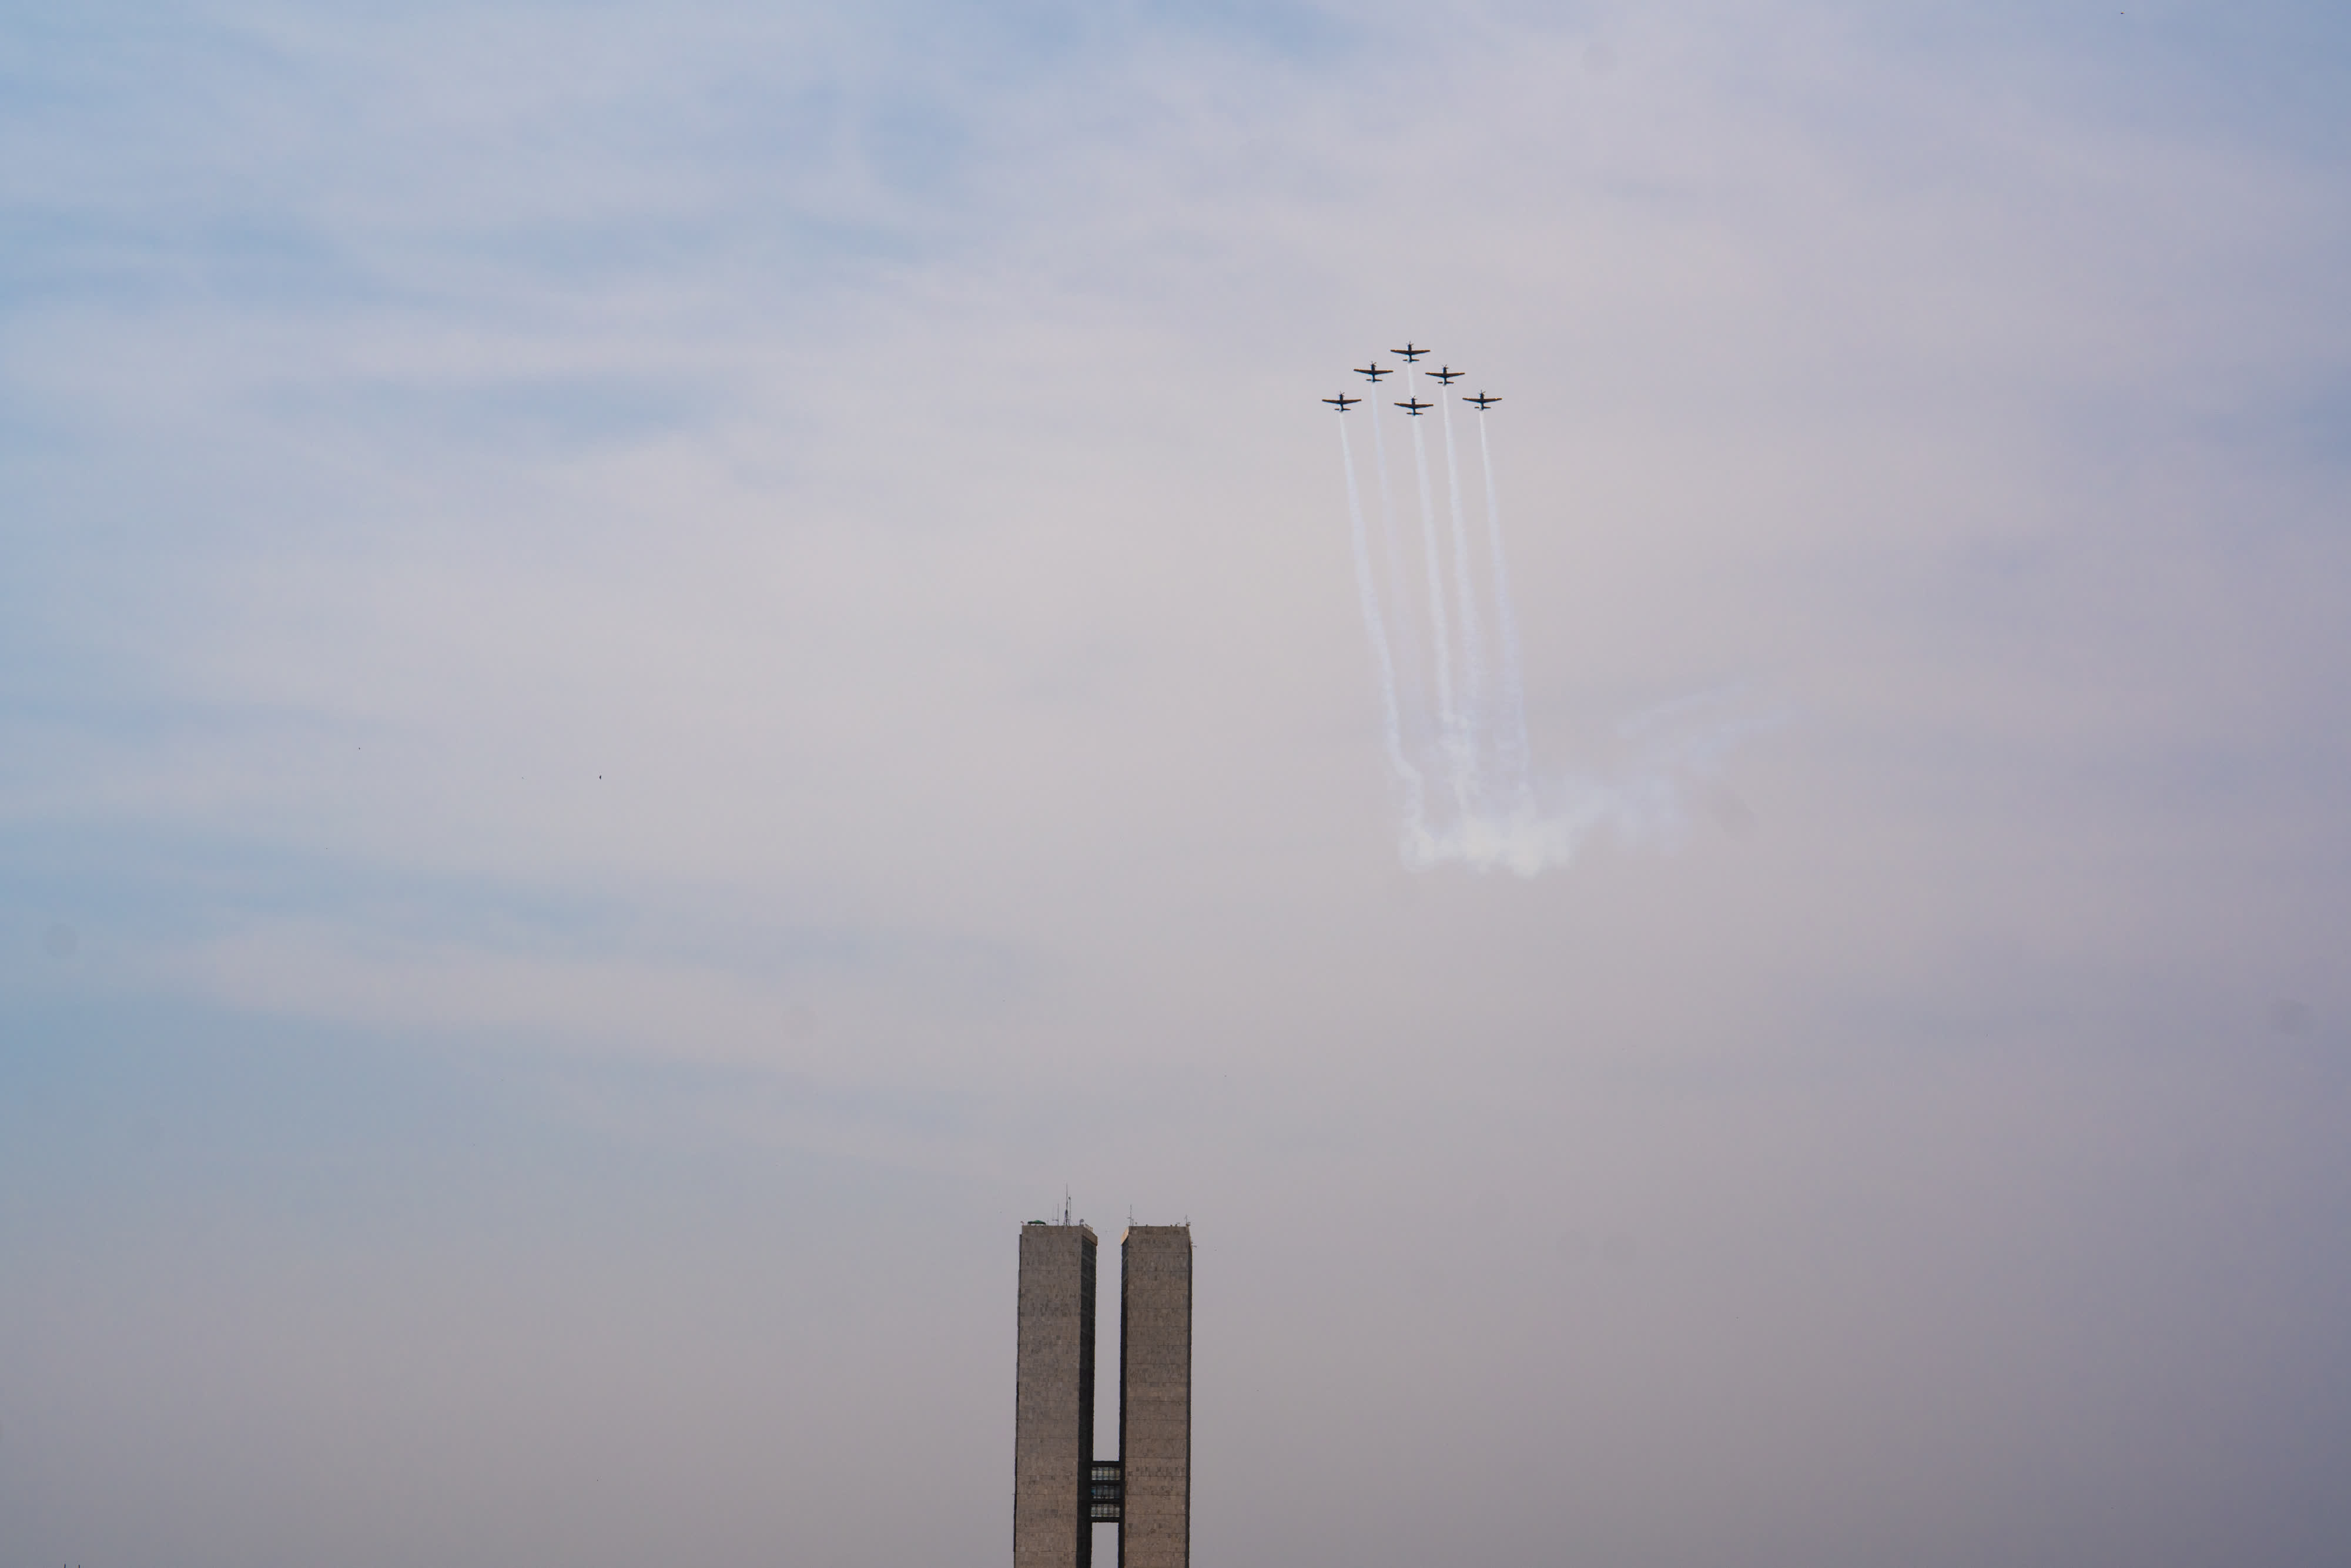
[1321,349,1503,413]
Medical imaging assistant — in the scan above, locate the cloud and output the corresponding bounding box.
[5,0,2347,1070]
[5,6,2351,1557]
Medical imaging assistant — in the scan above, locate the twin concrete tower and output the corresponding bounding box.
[1014,1221,1192,1568]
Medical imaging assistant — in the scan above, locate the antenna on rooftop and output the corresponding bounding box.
[1064,1187,1072,1227]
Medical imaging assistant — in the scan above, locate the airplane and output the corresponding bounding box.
[1395,397,1432,416]
[1322,393,1361,411]
[1392,343,1428,361]
[1353,363,1391,382]
[1427,366,1463,384]
[1465,391,1501,410]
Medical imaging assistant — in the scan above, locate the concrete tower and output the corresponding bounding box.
[1118,1226,1193,1568]
[1014,1222,1097,1568]
[1014,1219,1192,1568]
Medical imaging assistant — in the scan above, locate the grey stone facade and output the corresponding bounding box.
[1117,1227,1191,1568]
[1014,1224,1097,1568]
[1016,1219,1190,1568]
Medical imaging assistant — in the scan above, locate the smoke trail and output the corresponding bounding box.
[1326,343,1779,877]
[1476,410,1533,809]
[1402,365,1466,817]
[1434,689,1781,876]
[1436,388,1486,791]
[1339,417,1426,841]
[1367,382,1426,770]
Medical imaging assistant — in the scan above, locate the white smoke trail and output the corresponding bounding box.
[1415,687,1782,875]
[1436,387,1487,793]
[1328,342,1780,877]
[1476,410,1533,809]
[1402,364,1468,819]
[1366,378,1426,768]
[1338,416,1426,843]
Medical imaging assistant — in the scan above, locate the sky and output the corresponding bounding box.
[4,1,2350,1563]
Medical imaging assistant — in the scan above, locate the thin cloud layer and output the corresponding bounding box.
[4,2,2349,1564]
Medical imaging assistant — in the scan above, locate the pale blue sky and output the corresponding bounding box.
[5,2,2350,1564]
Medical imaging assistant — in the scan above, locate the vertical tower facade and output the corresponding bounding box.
[1014,1222,1097,1568]
[1117,1226,1192,1568]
